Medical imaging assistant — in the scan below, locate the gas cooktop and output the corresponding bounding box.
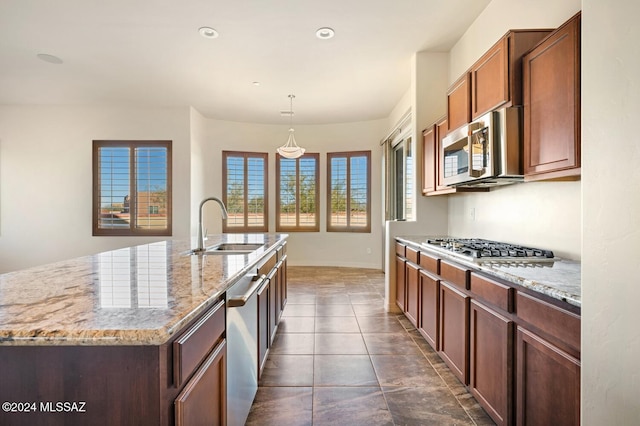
[421,238,555,264]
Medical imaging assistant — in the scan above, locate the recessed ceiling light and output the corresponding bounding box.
[36,53,63,64]
[315,27,335,40]
[252,81,261,86]
[198,27,219,39]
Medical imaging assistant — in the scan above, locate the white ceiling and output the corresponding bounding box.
[0,0,490,124]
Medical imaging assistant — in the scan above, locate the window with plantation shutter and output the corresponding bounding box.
[93,140,172,236]
[276,153,319,232]
[327,151,371,233]
[222,151,268,232]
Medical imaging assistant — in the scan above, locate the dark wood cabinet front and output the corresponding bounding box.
[447,74,471,132]
[470,300,513,426]
[395,255,406,311]
[405,261,420,327]
[439,281,470,385]
[257,278,270,378]
[422,126,436,194]
[418,270,439,350]
[175,339,227,426]
[516,327,580,426]
[523,13,581,181]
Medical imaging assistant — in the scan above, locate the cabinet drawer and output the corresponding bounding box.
[258,251,277,276]
[516,292,580,351]
[419,252,439,275]
[173,299,226,387]
[406,247,419,264]
[395,242,406,257]
[469,273,513,313]
[440,260,469,290]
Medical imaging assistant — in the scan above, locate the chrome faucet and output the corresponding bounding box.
[196,196,228,252]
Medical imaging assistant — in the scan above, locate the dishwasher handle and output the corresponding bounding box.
[227,274,268,307]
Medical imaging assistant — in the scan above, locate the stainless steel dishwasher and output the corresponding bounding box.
[225,271,268,426]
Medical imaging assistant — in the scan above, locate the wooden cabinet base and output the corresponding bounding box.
[516,327,580,426]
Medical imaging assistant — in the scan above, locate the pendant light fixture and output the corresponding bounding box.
[277,94,306,159]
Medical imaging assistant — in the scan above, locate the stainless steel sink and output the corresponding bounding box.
[188,243,264,255]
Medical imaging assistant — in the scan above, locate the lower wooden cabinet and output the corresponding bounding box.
[516,327,580,426]
[257,277,270,378]
[439,281,470,385]
[175,339,227,426]
[418,270,439,350]
[470,300,513,426]
[405,262,420,326]
[395,256,406,311]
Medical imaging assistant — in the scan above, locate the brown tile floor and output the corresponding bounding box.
[246,266,495,426]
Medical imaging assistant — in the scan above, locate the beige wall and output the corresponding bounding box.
[0,105,192,273]
[200,117,387,269]
[582,0,640,423]
[446,0,582,260]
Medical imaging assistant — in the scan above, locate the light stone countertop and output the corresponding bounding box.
[0,234,287,346]
[397,236,581,308]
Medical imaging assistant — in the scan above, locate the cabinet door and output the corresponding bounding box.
[279,256,288,312]
[470,300,513,426]
[523,13,581,181]
[447,74,471,132]
[418,270,439,350]
[435,117,449,191]
[472,36,509,118]
[516,327,580,426]
[175,339,227,426]
[405,262,419,327]
[258,279,270,378]
[422,126,436,194]
[269,269,279,343]
[439,281,470,384]
[395,256,406,311]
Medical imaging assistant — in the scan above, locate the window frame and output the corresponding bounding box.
[222,151,269,233]
[276,152,320,232]
[326,150,372,233]
[92,140,172,237]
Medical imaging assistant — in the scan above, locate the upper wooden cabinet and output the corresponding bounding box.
[471,30,552,120]
[446,74,471,133]
[421,125,437,194]
[447,29,551,133]
[523,13,581,181]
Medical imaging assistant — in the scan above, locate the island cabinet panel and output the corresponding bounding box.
[279,252,288,313]
[405,261,420,327]
[470,300,514,426]
[447,73,471,132]
[418,270,439,350]
[257,277,270,378]
[173,299,226,387]
[523,13,581,181]
[516,327,580,426]
[439,281,470,385]
[269,266,280,342]
[395,256,406,311]
[175,339,227,426]
[0,345,163,426]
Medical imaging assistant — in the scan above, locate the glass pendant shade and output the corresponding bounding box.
[277,94,305,159]
[277,128,306,159]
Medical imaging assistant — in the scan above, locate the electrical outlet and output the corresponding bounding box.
[366,247,372,254]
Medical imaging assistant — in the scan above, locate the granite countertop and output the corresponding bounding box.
[0,233,287,346]
[397,236,581,308]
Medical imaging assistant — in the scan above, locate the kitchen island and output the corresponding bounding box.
[0,233,288,426]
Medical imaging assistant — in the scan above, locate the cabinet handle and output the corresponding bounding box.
[228,274,267,307]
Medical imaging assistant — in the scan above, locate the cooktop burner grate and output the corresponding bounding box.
[423,238,554,261]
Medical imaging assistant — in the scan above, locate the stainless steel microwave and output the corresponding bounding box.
[441,107,523,187]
